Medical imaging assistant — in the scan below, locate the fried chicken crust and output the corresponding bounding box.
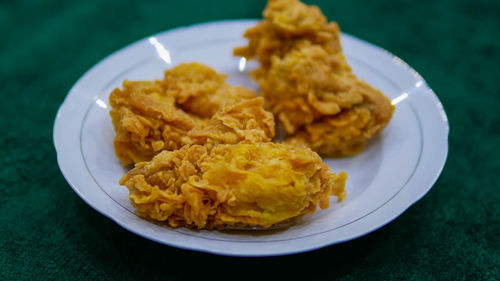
[234,0,394,156]
[109,63,272,165]
[120,143,346,229]
[188,97,275,148]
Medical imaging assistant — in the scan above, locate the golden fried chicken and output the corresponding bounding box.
[120,142,347,229]
[109,63,271,165]
[234,0,394,156]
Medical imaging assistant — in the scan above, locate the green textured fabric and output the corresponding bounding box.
[1,0,499,279]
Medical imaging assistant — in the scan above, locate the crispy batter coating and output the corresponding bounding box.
[188,97,275,148]
[234,0,394,156]
[120,142,347,229]
[163,63,257,117]
[109,79,198,165]
[109,63,272,165]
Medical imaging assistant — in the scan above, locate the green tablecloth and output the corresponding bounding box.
[1,0,498,279]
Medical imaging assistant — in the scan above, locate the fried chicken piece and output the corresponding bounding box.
[120,142,347,229]
[109,63,269,165]
[234,0,394,156]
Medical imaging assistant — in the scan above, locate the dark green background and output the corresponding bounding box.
[1,0,499,279]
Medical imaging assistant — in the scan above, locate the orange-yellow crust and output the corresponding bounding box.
[188,97,275,148]
[120,143,346,229]
[109,63,272,165]
[163,63,257,117]
[234,0,394,156]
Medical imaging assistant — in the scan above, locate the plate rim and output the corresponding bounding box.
[53,19,449,257]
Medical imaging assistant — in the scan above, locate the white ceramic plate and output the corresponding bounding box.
[53,20,448,256]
